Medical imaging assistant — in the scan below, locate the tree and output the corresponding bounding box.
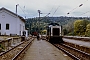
[74,20,89,36]
[74,20,82,35]
[85,23,90,36]
[63,20,74,35]
[41,30,47,34]
[63,28,68,35]
[82,20,89,33]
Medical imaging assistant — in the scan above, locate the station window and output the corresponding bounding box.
[0,24,1,30]
[6,24,9,30]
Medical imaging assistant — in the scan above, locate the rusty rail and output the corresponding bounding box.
[54,43,90,60]
[12,39,34,60]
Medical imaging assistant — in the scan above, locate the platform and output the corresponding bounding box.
[63,38,90,48]
[23,39,72,60]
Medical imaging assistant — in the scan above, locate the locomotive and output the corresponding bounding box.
[46,23,63,43]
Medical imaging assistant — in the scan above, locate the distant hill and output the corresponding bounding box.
[25,16,90,33]
[26,16,90,24]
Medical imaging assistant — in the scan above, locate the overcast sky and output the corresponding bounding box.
[0,0,90,18]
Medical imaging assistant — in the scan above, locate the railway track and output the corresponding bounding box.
[0,37,34,60]
[53,43,90,60]
[64,36,90,42]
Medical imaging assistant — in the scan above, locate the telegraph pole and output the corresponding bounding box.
[38,10,42,20]
[37,10,42,33]
[37,10,50,33]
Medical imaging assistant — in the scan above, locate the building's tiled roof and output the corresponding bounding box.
[0,7,25,22]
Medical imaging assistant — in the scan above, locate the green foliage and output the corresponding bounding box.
[85,24,90,36]
[63,28,68,35]
[68,32,74,35]
[74,20,83,34]
[41,30,47,34]
[85,31,90,37]
[74,20,90,36]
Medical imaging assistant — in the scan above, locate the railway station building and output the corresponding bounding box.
[0,7,28,37]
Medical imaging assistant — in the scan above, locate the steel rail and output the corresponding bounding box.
[62,44,90,56]
[12,39,34,60]
[54,44,80,60]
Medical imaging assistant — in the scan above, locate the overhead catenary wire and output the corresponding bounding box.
[67,0,88,15]
[14,0,42,18]
[50,6,61,23]
[52,6,60,17]
[14,0,28,18]
[44,7,54,17]
[41,7,54,17]
[18,5,27,18]
[67,4,83,15]
[79,0,90,16]
[80,11,90,16]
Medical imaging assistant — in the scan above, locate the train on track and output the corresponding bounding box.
[46,23,63,43]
